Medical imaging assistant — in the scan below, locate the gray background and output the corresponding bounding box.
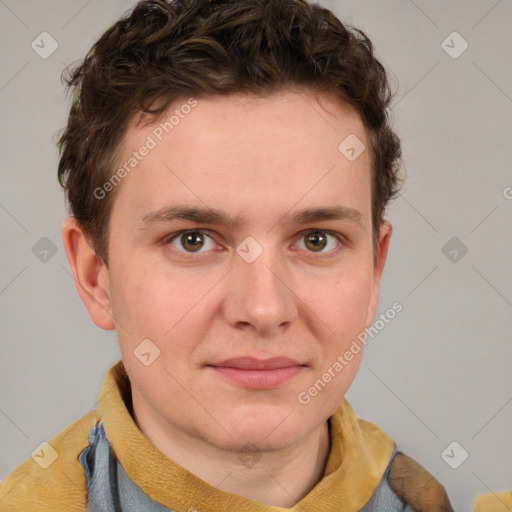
[1,1,511,510]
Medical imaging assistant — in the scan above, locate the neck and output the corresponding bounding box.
[132,396,331,508]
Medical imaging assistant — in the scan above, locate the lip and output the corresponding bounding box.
[207,357,305,390]
[211,357,303,370]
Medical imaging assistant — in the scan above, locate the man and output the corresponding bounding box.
[0,0,455,510]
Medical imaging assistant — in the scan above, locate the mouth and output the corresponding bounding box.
[206,357,306,390]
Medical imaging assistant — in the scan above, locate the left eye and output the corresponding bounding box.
[163,229,344,255]
[296,230,343,253]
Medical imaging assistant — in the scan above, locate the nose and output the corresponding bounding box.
[223,246,298,336]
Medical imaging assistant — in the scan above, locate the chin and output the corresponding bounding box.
[219,413,304,451]
[221,431,299,455]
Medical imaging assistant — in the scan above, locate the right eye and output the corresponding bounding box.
[162,229,218,255]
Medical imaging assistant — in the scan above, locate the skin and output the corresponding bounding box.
[62,88,392,507]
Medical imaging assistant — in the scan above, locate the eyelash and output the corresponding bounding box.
[161,229,347,258]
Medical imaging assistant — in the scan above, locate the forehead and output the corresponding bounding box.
[110,89,371,231]
[124,88,366,152]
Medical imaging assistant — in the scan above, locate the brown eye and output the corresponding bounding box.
[165,230,216,253]
[180,232,205,252]
[296,230,344,255]
[164,228,344,257]
[304,231,327,252]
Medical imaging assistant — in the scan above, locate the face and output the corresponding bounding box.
[69,89,391,454]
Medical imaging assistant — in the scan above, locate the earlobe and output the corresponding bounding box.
[61,217,116,331]
[365,221,393,328]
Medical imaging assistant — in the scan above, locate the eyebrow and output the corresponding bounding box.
[138,204,365,230]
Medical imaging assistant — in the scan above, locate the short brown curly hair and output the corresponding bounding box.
[57,0,403,268]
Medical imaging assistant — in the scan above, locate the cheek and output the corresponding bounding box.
[112,245,374,343]
[307,265,373,331]
[338,279,372,322]
[117,261,215,340]
[108,261,167,342]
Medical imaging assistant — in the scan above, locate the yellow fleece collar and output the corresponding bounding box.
[99,360,396,512]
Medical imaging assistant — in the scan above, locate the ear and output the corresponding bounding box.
[365,221,392,328]
[61,217,115,330]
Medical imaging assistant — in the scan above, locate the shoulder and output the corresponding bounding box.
[0,410,101,512]
[387,451,454,512]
